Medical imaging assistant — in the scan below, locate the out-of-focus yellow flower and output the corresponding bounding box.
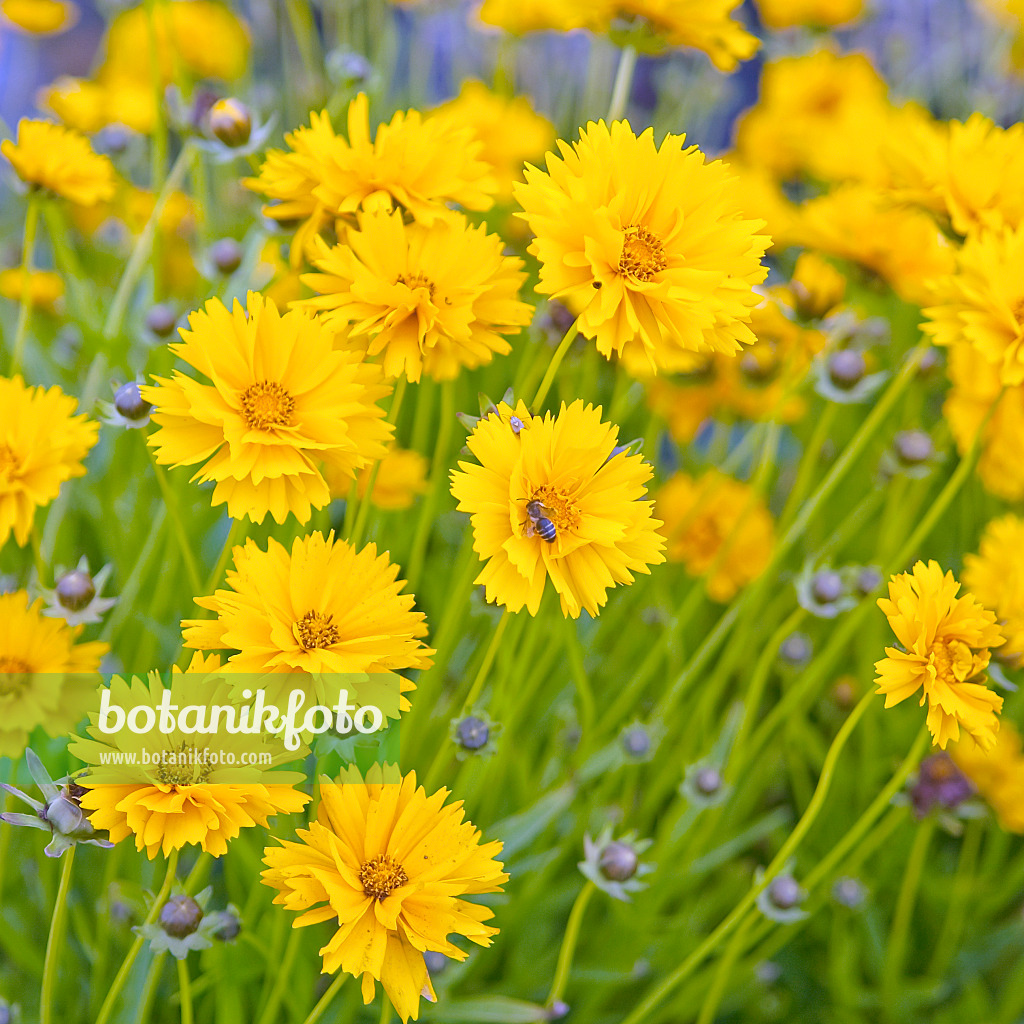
[952,721,1024,833]
[0,375,98,547]
[756,0,863,28]
[300,209,532,383]
[1,120,116,206]
[254,239,304,308]
[735,50,891,184]
[655,469,775,603]
[720,156,801,251]
[346,446,428,511]
[41,75,156,134]
[0,590,107,759]
[451,399,666,618]
[0,269,64,313]
[875,560,1005,750]
[792,184,955,306]
[432,81,555,201]
[477,0,592,33]
[515,118,769,373]
[1,0,78,33]
[923,224,1024,385]
[943,340,1024,502]
[789,251,846,320]
[964,515,1024,666]
[979,0,1024,70]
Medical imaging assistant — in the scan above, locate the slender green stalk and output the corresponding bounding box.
[778,403,838,531]
[143,0,168,195]
[562,614,595,754]
[137,951,167,1024]
[40,845,75,1024]
[9,190,40,377]
[695,912,755,1024]
[531,320,580,414]
[545,881,595,1008]
[926,818,982,978]
[256,926,302,1024]
[300,974,347,1024]
[95,849,180,1024]
[145,445,203,596]
[606,45,638,122]
[178,957,194,1024]
[378,994,393,1024]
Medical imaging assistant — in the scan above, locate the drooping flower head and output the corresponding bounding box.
[141,292,392,525]
[450,399,666,618]
[300,209,533,383]
[0,375,98,547]
[874,560,1006,750]
[514,118,769,373]
[963,515,1024,666]
[262,764,507,1023]
[1,119,116,205]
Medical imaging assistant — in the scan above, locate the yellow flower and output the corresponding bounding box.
[874,561,1006,750]
[262,764,507,1023]
[951,722,1024,834]
[719,156,801,252]
[0,375,98,547]
[789,251,846,320]
[655,470,775,602]
[922,225,1024,386]
[756,0,863,28]
[330,445,429,511]
[41,74,157,134]
[792,184,955,306]
[451,398,666,618]
[1,120,115,206]
[0,268,64,313]
[476,0,591,33]
[73,666,309,859]
[182,531,433,693]
[514,118,769,373]
[964,515,1024,666]
[1,0,77,33]
[300,210,533,383]
[0,590,107,758]
[943,340,1024,502]
[141,292,392,525]
[431,81,556,201]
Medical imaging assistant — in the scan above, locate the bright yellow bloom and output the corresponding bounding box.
[719,156,801,252]
[0,590,107,758]
[432,81,556,201]
[343,446,428,511]
[756,0,863,28]
[41,74,157,134]
[875,561,1005,750]
[141,293,392,525]
[451,399,666,618]
[73,666,309,859]
[182,531,433,690]
[0,268,64,313]
[923,225,1024,386]
[951,722,1024,834]
[1,120,115,206]
[0,375,98,547]
[476,0,591,33]
[789,251,846,320]
[300,210,532,383]
[655,470,775,602]
[964,515,1024,665]
[515,118,769,373]
[262,764,507,1023]
[1,0,77,33]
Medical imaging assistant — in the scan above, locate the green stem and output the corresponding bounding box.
[40,844,75,1024]
[926,818,982,978]
[695,912,754,1024]
[606,45,638,122]
[95,849,180,1024]
[531,320,579,414]
[145,444,203,597]
[178,957,194,1024]
[9,190,40,377]
[378,994,392,1024]
[562,614,595,755]
[256,926,302,1024]
[300,974,347,1024]
[545,881,595,1008]
[778,404,838,532]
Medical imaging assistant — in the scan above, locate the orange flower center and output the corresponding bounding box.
[294,610,339,650]
[928,639,975,686]
[241,381,295,430]
[0,443,20,479]
[397,272,436,300]
[155,743,213,786]
[529,484,581,533]
[619,226,667,283]
[360,853,408,901]
[0,657,31,695]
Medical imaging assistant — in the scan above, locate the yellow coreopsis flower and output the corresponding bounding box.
[141,292,393,525]
[350,446,429,511]
[450,399,666,618]
[923,224,1024,386]
[0,590,107,758]
[182,531,433,689]
[1,0,77,33]
[964,515,1024,665]
[655,469,775,602]
[262,765,508,1023]
[1,120,115,206]
[514,118,769,373]
[756,0,863,28]
[951,721,1024,834]
[0,268,64,313]
[41,74,157,134]
[300,210,533,383]
[476,0,592,33]
[0,375,98,547]
[874,560,1006,750]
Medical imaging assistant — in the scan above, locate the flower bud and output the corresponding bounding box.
[210,907,242,941]
[145,304,178,338]
[599,841,639,882]
[779,632,812,667]
[694,766,723,797]
[55,569,95,612]
[832,876,866,908]
[159,895,204,939]
[767,875,802,910]
[454,716,490,752]
[96,123,131,155]
[42,793,85,834]
[811,569,844,605]
[910,753,975,819]
[113,382,153,424]
[208,98,252,147]
[894,429,933,467]
[827,349,866,390]
[855,566,882,596]
[326,50,374,88]
[620,723,651,759]
[210,238,242,275]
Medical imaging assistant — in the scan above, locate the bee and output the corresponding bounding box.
[522,498,557,543]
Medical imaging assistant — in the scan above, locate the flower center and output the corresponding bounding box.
[0,657,31,696]
[154,743,213,786]
[294,610,339,650]
[928,639,975,686]
[397,272,436,300]
[0,443,20,479]
[360,853,408,901]
[241,381,295,430]
[529,484,582,533]
[619,226,667,283]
